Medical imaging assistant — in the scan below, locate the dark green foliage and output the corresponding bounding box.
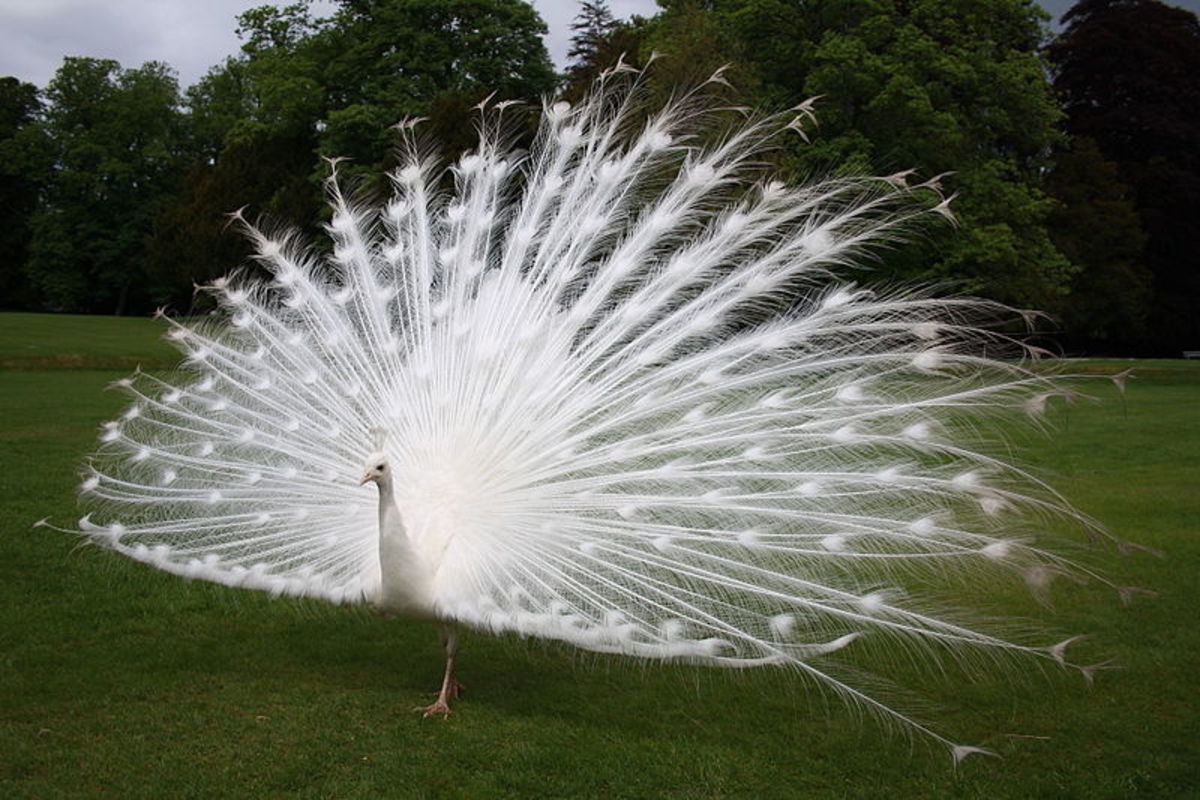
[642,3,748,94]
[139,0,557,309]
[567,1,620,82]
[637,0,1072,310]
[560,11,650,104]
[1048,0,1200,354]
[0,78,47,310]
[241,0,559,184]
[0,0,1192,358]
[1045,136,1151,352]
[323,0,556,115]
[143,131,321,313]
[22,59,186,314]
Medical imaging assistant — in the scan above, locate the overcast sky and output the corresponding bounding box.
[1,0,1197,91]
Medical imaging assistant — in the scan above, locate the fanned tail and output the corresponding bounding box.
[67,68,1120,758]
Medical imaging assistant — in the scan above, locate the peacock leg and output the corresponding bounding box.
[414,625,463,718]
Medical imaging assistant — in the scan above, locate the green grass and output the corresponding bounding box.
[0,312,177,369]
[2,312,1198,798]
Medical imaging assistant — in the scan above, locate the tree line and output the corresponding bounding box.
[0,0,1196,355]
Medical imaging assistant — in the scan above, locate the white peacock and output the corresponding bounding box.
[54,68,1138,762]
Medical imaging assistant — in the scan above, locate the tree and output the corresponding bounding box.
[1045,136,1150,351]
[1048,0,1200,354]
[144,130,319,311]
[567,1,620,81]
[205,0,557,183]
[24,58,186,314]
[642,2,745,95]
[236,1,319,53]
[317,0,556,180]
[0,78,48,309]
[561,10,652,103]
[640,0,1074,310]
[184,57,281,163]
[141,0,557,312]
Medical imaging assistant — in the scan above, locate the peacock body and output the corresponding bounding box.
[63,70,1127,760]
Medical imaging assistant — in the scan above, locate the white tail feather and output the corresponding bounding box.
[63,72,1127,757]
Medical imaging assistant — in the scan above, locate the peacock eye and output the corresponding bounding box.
[376,464,385,470]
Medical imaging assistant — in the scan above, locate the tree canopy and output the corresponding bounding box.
[108,0,556,311]
[567,1,620,82]
[1048,0,1200,354]
[23,58,184,314]
[0,0,1194,355]
[0,77,46,309]
[616,0,1073,310]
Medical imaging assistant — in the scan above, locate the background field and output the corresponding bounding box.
[2,312,1197,798]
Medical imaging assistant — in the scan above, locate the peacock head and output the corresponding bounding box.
[359,453,390,486]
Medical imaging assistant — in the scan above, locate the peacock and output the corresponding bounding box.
[52,68,1137,762]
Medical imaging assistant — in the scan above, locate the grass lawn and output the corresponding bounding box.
[2,311,1197,798]
[0,312,176,369]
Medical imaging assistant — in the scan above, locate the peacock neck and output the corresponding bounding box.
[373,475,435,616]
[374,475,402,536]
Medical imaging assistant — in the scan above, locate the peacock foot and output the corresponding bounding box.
[413,698,453,719]
[413,680,464,718]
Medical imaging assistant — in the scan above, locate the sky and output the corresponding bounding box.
[1,0,1198,91]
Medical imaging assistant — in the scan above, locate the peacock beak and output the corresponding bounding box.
[359,473,375,485]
